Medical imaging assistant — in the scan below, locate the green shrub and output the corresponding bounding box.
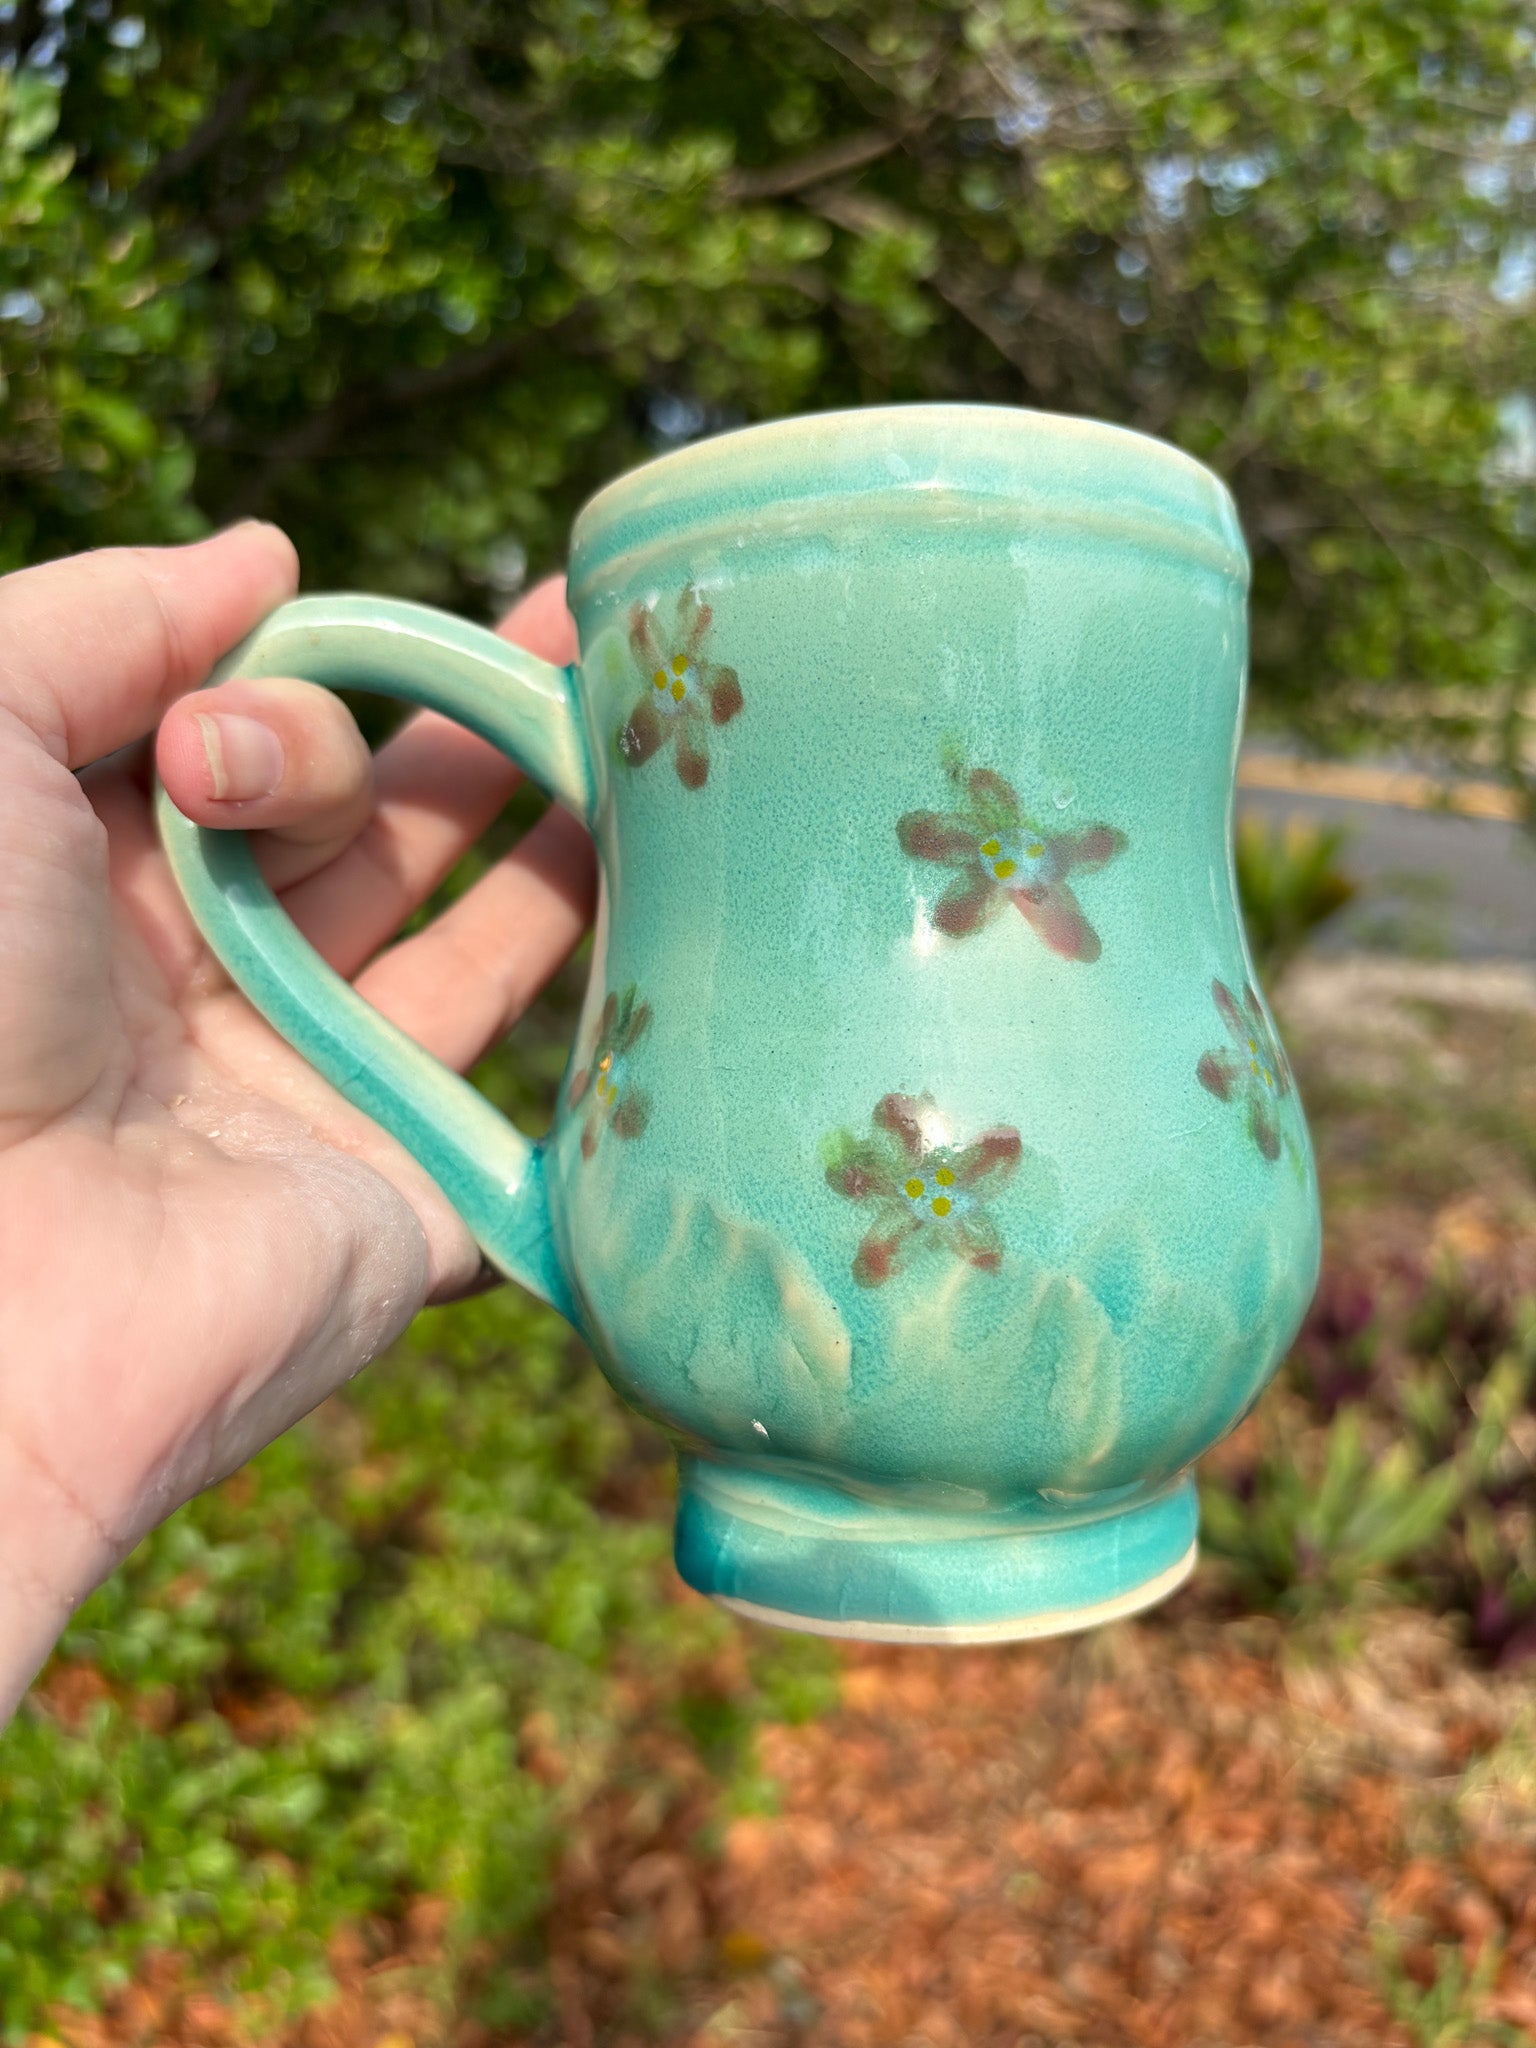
[1373,1923,1526,2047]
[1234,813,1357,986]
[1200,1404,1465,1619]
[1203,1270,1536,1650]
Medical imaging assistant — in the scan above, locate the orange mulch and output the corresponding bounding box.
[538,1599,1536,2048]
[701,1615,1536,2046]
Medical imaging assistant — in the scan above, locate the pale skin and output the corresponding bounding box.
[0,524,595,1723]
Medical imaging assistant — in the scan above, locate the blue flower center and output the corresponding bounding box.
[1247,1036,1276,1091]
[901,1164,972,1219]
[978,832,1052,886]
[651,654,696,714]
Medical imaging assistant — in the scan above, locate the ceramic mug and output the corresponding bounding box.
[158,404,1321,1643]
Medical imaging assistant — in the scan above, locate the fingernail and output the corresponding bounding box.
[196,711,284,801]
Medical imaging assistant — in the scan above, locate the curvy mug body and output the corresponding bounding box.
[552,408,1319,1636]
[160,405,1321,1642]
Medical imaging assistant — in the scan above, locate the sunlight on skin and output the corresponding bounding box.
[0,529,594,1721]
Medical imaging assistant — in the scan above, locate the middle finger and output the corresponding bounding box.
[276,707,524,975]
[270,573,579,973]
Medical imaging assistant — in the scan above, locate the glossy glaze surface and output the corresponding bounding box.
[159,403,1321,1639]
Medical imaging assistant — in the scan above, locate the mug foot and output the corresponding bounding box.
[674,1457,1198,1645]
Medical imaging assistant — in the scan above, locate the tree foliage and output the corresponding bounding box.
[5,0,1536,769]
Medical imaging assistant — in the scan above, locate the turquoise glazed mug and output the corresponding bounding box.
[158,405,1321,1643]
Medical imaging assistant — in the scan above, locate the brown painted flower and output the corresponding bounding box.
[569,984,652,1159]
[822,1092,1024,1288]
[1196,979,1294,1162]
[898,749,1127,961]
[617,585,744,789]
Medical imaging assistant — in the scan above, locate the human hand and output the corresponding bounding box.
[0,527,594,1719]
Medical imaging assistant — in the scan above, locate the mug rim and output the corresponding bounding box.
[567,401,1247,604]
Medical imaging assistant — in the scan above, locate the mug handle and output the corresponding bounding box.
[154,593,598,1326]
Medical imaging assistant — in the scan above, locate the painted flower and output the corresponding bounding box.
[898,750,1127,961]
[569,984,652,1159]
[822,1092,1024,1288]
[617,585,744,789]
[1196,979,1294,1162]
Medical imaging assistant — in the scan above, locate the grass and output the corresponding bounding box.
[1374,1926,1528,2047]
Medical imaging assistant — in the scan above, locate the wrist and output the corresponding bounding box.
[0,1434,123,1725]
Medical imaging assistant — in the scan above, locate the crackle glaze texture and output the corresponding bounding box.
[158,404,1321,1643]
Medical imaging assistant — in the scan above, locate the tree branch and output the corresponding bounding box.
[133,5,360,215]
[927,269,1042,381]
[134,66,267,212]
[723,129,899,202]
[802,183,916,239]
[212,328,546,520]
[803,182,1110,392]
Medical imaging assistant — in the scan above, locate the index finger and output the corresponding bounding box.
[0,524,298,770]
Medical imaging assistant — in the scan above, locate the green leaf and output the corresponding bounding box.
[3,73,62,155]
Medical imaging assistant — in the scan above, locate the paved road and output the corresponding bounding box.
[1238,752,1536,961]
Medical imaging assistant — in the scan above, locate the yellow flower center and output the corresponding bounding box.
[596,1052,615,1100]
[980,835,1045,883]
[1245,1037,1275,1089]
[905,1167,957,1217]
[653,653,691,702]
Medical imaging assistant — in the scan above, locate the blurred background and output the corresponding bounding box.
[6,2,1536,2042]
